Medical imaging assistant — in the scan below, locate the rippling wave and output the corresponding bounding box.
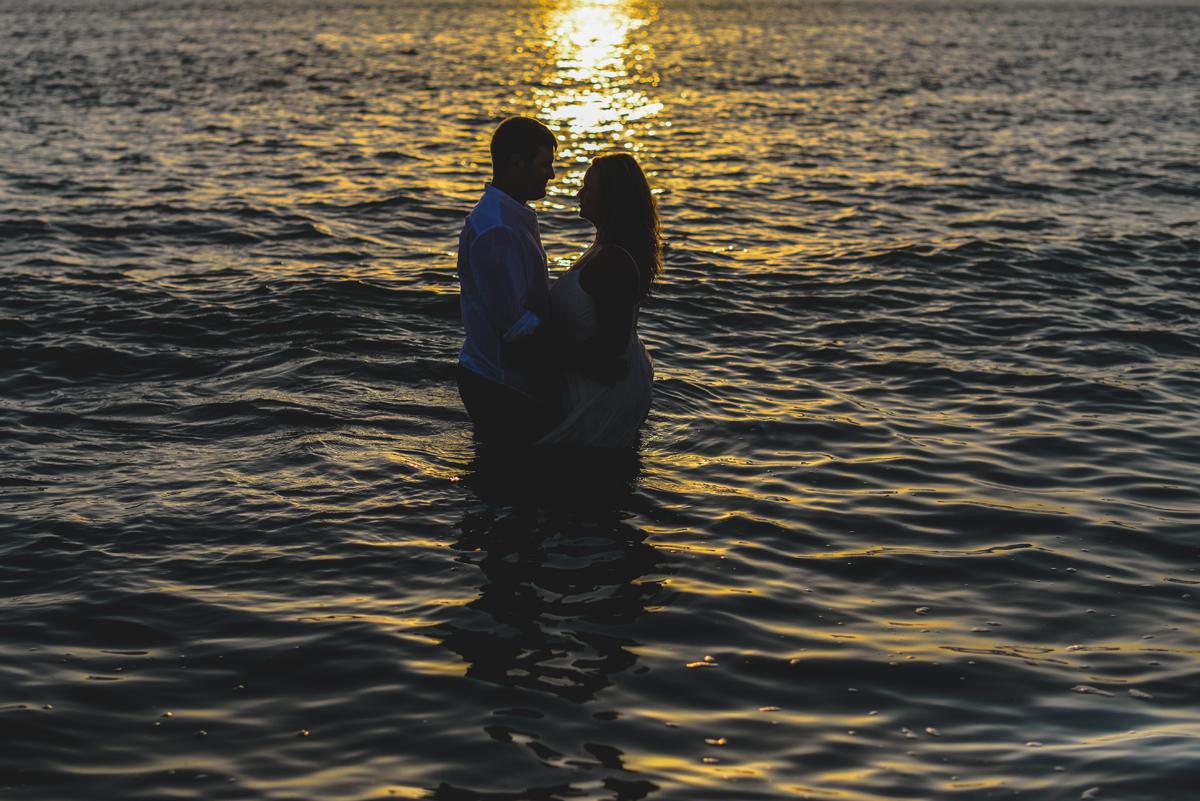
[2,0,1199,799]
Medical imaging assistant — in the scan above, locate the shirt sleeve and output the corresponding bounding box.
[468,225,543,342]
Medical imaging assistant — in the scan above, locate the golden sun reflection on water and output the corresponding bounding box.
[532,0,664,173]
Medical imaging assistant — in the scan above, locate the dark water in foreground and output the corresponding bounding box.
[2,0,1200,798]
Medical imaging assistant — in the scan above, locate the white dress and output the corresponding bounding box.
[536,244,653,449]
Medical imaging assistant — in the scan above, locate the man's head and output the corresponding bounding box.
[490,116,557,203]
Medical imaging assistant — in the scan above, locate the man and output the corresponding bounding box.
[456,116,559,443]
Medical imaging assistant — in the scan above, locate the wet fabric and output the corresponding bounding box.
[537,244,653,449]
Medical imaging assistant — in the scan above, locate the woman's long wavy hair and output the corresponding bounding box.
[591,152,662,303]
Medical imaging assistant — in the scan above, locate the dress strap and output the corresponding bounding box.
[604,244,641,277]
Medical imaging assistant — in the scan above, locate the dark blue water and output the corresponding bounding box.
[2,0,1199,798]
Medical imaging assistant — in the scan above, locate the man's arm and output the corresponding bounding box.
[469,226,544,352]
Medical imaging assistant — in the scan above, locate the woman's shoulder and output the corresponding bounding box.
[578,244,640,294]
[582,243,639,274]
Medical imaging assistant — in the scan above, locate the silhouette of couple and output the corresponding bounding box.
[456,117,661,448]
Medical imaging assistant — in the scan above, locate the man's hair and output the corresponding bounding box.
[490,116,557,178]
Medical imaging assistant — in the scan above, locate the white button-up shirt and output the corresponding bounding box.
[457,184,551,399]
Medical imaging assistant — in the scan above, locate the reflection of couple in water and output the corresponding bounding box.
[456,116,661,449]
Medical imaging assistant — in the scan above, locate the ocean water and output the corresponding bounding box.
[2,0,1199,798]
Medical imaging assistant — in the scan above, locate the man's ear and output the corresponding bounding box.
[506,152,526,176]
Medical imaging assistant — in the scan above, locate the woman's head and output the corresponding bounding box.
[578,152,663,301]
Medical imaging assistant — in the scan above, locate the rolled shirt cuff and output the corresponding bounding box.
[502,310,542,343]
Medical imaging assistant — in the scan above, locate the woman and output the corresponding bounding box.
[537,152,662,449]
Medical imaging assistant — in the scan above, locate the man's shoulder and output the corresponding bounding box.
[464,218,516,246]
[465,192,508,236]
[465,198,536,248]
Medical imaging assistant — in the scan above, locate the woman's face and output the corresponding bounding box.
[577,166,601,227]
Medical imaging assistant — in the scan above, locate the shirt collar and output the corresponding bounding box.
[484,183,537,219]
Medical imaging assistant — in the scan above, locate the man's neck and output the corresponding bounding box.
[490,177,528,206]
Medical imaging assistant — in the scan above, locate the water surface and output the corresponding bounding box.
[2,0,1199,799]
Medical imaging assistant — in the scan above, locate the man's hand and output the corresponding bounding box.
[505,326,628,387]
[504,331,543,366]
[570,338,628,387]
[578,352,628,386]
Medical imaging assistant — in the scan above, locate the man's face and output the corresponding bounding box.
[518,145,556,202]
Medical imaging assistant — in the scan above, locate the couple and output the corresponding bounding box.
[456,116,661,449]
